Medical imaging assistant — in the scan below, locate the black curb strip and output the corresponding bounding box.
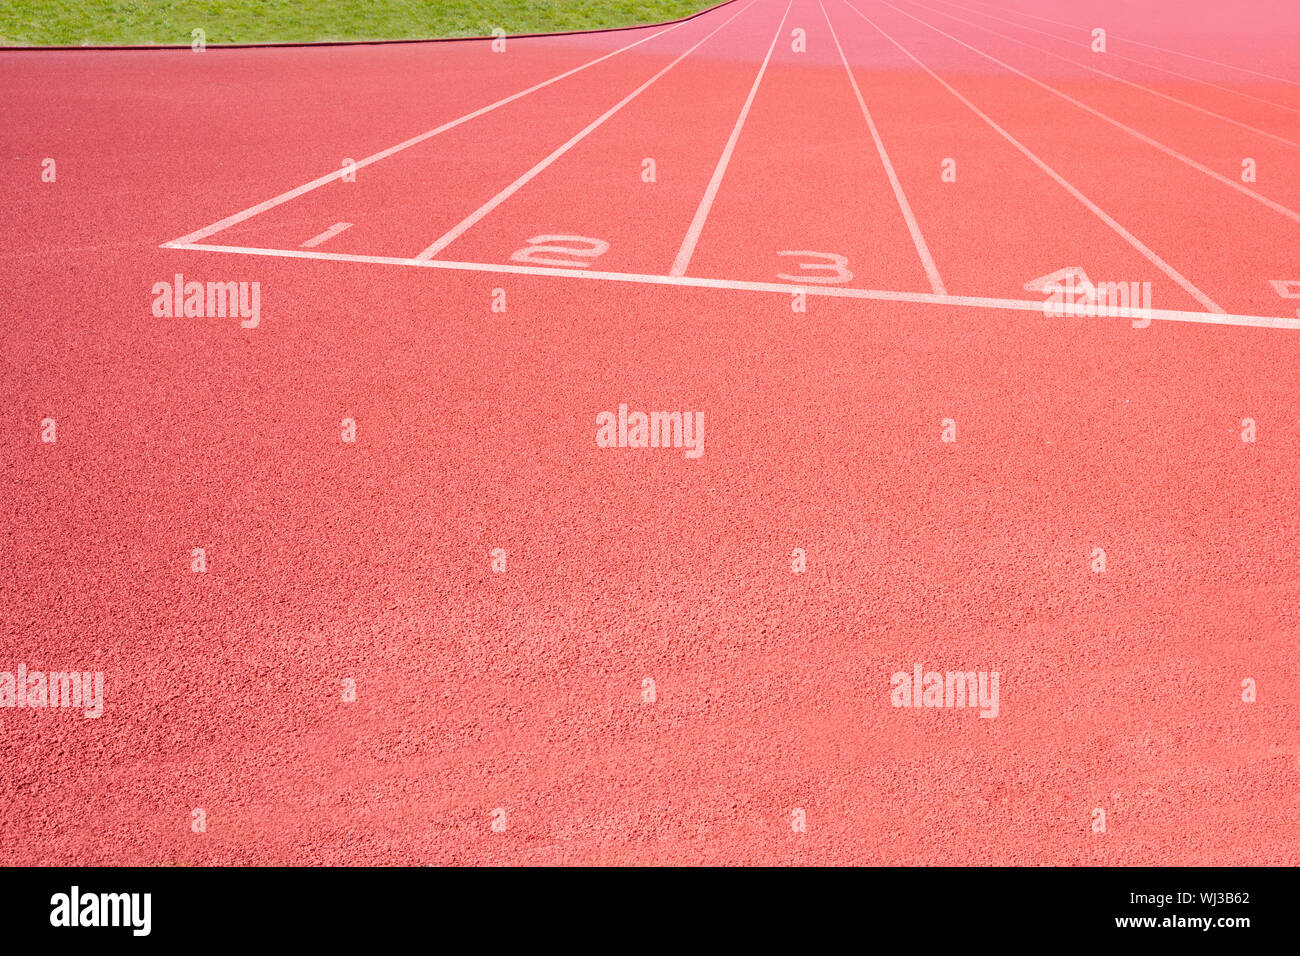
[0,0,739,51]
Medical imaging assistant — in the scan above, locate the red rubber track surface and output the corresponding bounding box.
[2,0,1298,865]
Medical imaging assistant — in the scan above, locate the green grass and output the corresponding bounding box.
[0,0,719,46]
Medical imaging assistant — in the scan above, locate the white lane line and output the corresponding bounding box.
[909,0,1300,149]
[875,0,1300,226]
[669,0,793,277]
[821,0,946,295]
[968,0,1300,88]
[928,0,1300,117]
[414,0,757,261]
[165,20,693,247]
[163,240,1300,330]
[841,0,1224,314]
[300,222,353,248]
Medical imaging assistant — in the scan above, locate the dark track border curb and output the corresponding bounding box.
[0,0,739,51]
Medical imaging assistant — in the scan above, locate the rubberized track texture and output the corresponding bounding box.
[2,0,1298,865]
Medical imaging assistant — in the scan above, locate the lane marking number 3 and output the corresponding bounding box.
[777,251,853,285]
[1269,279,1300,316]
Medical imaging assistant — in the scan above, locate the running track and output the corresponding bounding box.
[2,0,1298,865]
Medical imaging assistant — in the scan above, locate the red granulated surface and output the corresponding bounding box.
[1,0,1297,865]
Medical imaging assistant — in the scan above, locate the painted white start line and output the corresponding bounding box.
[160,240,1300,330]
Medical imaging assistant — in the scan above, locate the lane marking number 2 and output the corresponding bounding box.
[510,235,609,268]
